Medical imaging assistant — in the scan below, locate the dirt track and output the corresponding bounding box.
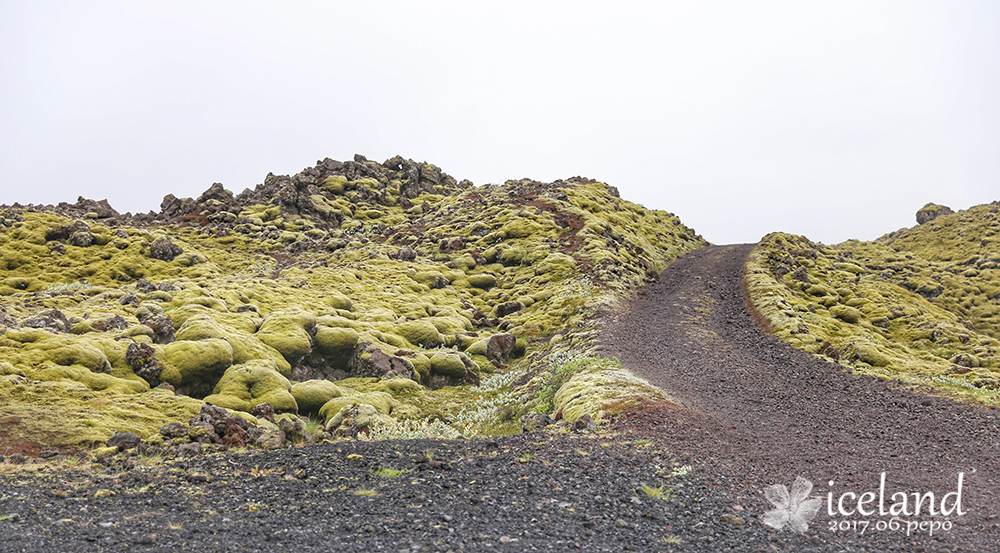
[601,244,1000,551]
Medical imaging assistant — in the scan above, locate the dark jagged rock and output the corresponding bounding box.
[127,342,162,383]
[485,333,517,363]
[73,197,119,219]
[197,183,235,204]
[189,404,249,445]
[134,278,157,292]
[68,230,94,247]
[106,431,141,450]
[159,422,190,439]
[249,402,276,424]
[397,245,416,261]
[278,417,314,445]
[347,342,417,380]
[149,236,183,261]
[21,309,70,333]
[496,301,524,317]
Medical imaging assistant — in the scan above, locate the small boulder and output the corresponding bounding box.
[134,278,157,293]
[160,422,190,439]
[140,315,175,344]
[572,413,596,432]
[176,442,202,457]
[324,403,394,438]
[486,333,517,363]
[106,431,141,451]
[21,309,70,333]
[68,231,95,247]
[126,342,162,383]
[319,392,394,425]
[465,333,517,364]
[189,404,248,443]
[347,342,417,380]
[149,236,183,262]
[495,301,524,317]
[520,412,555,432]
[249,402,276,424]
[916,203,954,225]
[397,246,416,261]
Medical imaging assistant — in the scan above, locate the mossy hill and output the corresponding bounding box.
[0,155,705,453]
[747,201,1000,405]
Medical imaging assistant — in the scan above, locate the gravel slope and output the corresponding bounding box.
[602,244,1000,552]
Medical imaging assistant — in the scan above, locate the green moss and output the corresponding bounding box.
[748,228,1000,405]
[430,352,469,378]
[158,338,234,388]
[0,362,25,376]
[290,379,343,415]
[326,292,353,311]
[0,169,709,447]
[394,320,443,348]
[464,337,490,357]
[467,274,497,290]
[829,305,862,323]
[0,377,202,450]
[255,308,316,366]
[805,284,837,297]
[500,218,545,239]
[534,253,576,279]
[319,391,394,424]
[375,376,423,395]
[313,325,360,358]
[425,315,472,335]
[175,314,290,372]
[203,359,297,413]
[546,355,669,423]
[407,352,431,382]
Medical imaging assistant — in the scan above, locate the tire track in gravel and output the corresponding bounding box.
[600,245,1000,551]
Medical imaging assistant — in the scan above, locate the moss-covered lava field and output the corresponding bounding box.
[0,155,705,456]
[746,201,1000,405]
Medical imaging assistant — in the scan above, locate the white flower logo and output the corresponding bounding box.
[762,476,823,533]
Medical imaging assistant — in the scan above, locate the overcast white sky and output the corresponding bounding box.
[1,1,997,245]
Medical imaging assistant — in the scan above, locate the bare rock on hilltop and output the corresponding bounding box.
[916,203,954,225]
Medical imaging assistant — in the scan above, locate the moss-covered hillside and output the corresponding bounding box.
[746,201,1000,405]
[0,155,705,453]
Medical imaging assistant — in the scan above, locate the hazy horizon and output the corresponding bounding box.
[2,2,998,245]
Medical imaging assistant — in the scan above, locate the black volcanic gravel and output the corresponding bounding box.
[1,433,812,552]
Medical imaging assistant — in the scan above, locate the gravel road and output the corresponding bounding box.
[602,244,1000,552]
